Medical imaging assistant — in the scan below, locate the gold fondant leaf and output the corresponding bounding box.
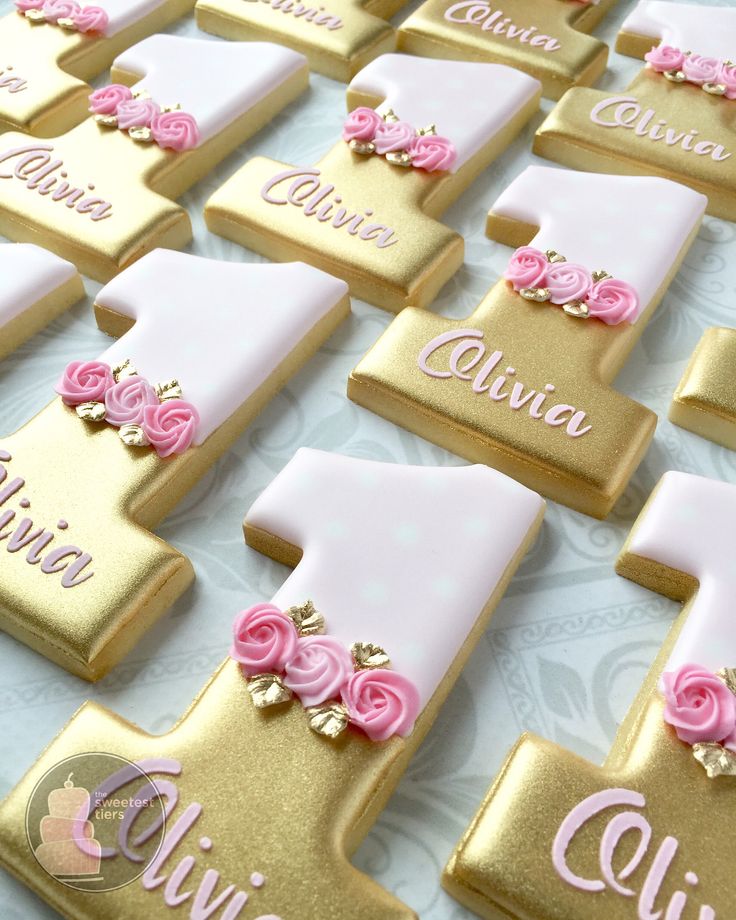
[306,703,349,739]
[545,250,566,264]
[25,8,45,22]
[385,151,412,168]
[351,642,390,670]
[154,379,182,401]
[717,668,736,697]
[591,270,612,283]
[287,600,325,636]
[119,424,149,448]
[417,124,437,137]
[112,358,137,382]
[94,113,118,128]
[247,674,292,709]
[383,108,399,123]
[348,139,375,156]
[129,126,154,144]
[520,287,551,303]
[692,742,736,779]
[57,17,78,30]
[563,300,590,319]
[76,401,106,422]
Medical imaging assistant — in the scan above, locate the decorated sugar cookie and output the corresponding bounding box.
[444,470,736,920]
[196,0,411,81]
[670,327,736,450]
[535,1,736,219]
[0,243,83,360]
[206,54,541,312]
[0,447,544,918]
[0,0,194,137]
[398,0,618,100]
[0,250,349,679]
[0,34,308,281]
[349,166,706,518]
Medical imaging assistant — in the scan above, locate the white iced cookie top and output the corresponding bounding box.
[348,54,541,173]
[627,472,736,673]
[0,244,79,330]
[113,35,307,145]
[621,1,736,60]
[93,0,167,38]
[246,448,544,708]
[97,251,349,444]
[490,166,706,320]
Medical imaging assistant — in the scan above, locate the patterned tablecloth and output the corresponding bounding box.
[0,0,734,916]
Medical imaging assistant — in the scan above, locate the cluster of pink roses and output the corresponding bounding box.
[343,107,457,173]
[504,246,640,325]
[645,46,736,100]
[662,663,736,751]
[56,360,199,458]
[230,603,420,743]
[88,85,201,152]
[15,0,108,33]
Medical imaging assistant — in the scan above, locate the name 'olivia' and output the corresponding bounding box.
[444,2,561,52]
[418,329,592,437]
[261,168,399,249]
[243,0,342,30]
[554,788,716,919]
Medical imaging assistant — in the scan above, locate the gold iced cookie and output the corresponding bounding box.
[206,53,541,312]
[0,34,308,281]
[196,0,410,81]
[535,1,736,219]
[349,166,705,518]
[445,470,736,920]
[0,251,350,679]
[398,0,618,99]
[0,0,193,137]
[0,447,544,918]
[670,327,736,450]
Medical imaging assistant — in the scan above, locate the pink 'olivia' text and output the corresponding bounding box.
[243,0,342,30]
[444,2,561,52]
[0,65,27,95]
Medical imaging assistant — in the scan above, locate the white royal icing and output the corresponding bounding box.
[96,250,349,444]
[246,448,544,708]
[94,0,168,38]
[0,243,79,332]
[621,1,736,60]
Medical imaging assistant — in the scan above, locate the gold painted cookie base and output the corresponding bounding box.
[0,271,84,361]
[670,327,736,451]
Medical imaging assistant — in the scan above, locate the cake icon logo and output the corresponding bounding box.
[25,753,168,892]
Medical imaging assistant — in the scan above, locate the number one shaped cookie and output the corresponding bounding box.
[535,2,736,219]
[196,0,411,81]
[0,0,193,137]
[0,34,308,281]
[0,243,83,361]
[350,166,706,518]
[0,251,349,679]
[0,448,544,918]
[444,470,736,920]
[206,54,541,312]
[398,0,618,100]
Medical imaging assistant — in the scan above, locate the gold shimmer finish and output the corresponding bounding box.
[0,60,308,282]
[0,270,84,361]
[348,209,701,518]
[0,292,350,680]
[196,0,409,82]
[534,67,736,220]
[398,0,617,100]
[0,3,194,137]
[670,328,736,451]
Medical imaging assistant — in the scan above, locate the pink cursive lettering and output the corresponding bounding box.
[243,0,342,30]
[444,2,561,52]
[0,65,27,94]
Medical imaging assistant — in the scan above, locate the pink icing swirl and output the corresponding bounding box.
[15,0,45,11]
[230,603,299,678]
[544,262,592,305]
[88,84,133,116]
[644,45,685,73]
[71,5,109,33]
[720,62,736,100]
[141,399,199,457]
[116,98,161,131]
[342,107,382,143]
[56,360,114,406]
[504,246,548,291]
[662,663,736,746]
[42,0,81,22]
[682,53,721,86]
[283,635,354,708]
[104,377,158,428]
[586,277,639,324]
[373,120,415,155]
[407,134,457,172]
[342,669,420,742]
[151,111,200,152]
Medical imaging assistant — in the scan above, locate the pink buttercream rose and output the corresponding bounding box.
[342,669,420,742]
[55,360,114,406]
[545,262,592,305]
[373,120,415,155]
[719,62,736,100]
[682,53,721,86]
[104,377,158,428]
[141,399,199,457]
[644,45,685,73]
[151,111,200,152]
[342,107,382,143]
[407,134,457,172]
[71,5,109,33]
[15,0,45,11]
[586,277,639,324]
[230,603,299,677]
[283,635,354,708]
[42,0,81,22]
[662,663,736,746]
[116,98,161,130]
[504,246,548,291]
[88,84,133,116]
